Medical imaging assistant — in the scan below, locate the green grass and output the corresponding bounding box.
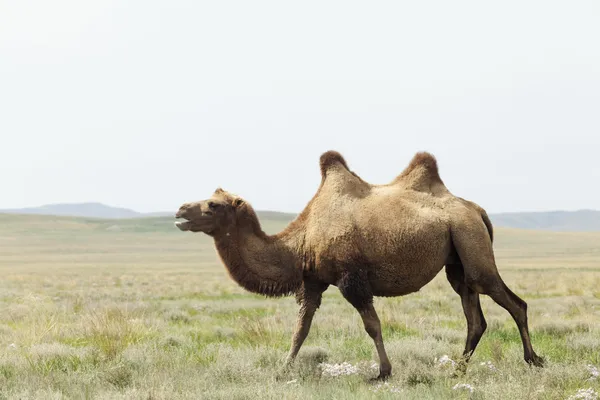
[0,214,599,399]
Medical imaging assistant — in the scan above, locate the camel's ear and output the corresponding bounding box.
[233,198,244,208]
[214,187,224,194]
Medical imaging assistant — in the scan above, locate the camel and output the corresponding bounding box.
[175,150,543,380]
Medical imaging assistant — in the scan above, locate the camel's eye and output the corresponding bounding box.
[208,202,220,210]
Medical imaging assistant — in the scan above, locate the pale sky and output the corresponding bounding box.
[1,0,599,214]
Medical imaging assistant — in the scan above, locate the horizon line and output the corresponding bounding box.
[0,201,599,216]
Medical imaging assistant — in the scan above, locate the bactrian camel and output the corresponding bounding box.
[175,151,543,380]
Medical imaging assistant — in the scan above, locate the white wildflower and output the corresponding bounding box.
[436,354,457,368]
[567,388,598,400]
[586,364,599,381]
[319,361,359,377]
[480,360,497,371]
[8,343,17,350]
[285,379,298,385]
[453,383,475,393]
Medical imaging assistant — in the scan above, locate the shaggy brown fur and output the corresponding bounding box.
[175,150,542,380]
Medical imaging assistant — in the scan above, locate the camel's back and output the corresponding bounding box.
[305,179,452,244]
[305,150,453,243]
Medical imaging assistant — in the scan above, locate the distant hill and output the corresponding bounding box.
[0,203,145,219]
[489,209,600,232]
[0,202,286,221]
[2,203,600,232]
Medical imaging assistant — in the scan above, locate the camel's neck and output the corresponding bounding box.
[213,212,303,297]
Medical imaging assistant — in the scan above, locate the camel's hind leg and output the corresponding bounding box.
[446,262,487,369]
[486,281,544,366]
[338,270,392,380]
[451,221,544,367]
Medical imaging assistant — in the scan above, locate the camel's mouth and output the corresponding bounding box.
[175,220,192,231]
[174,212,194,231]
[174,214,214,233]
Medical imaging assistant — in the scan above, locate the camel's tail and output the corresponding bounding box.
[481,209,494,243]
[458,197,494,243]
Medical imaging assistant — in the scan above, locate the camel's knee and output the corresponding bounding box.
[464,301,487,346]
[496,282,528,314]
[486,282,531,325]
[479,318,488,335]
[471,319,487,339]
[299,301,319,319]
[365,326,378,339]
[363,321,380,339]
[358,308,382,339]
[510,291,528,313]
[517,298,528,315]
[513,300,528,325]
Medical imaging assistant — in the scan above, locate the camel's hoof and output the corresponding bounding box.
[451,361,468,378]
[275,369,289,382]
[527,354,545,368]
[275,362,293,381]
[369,372,391,382]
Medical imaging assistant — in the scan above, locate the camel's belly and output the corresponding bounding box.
[369,261,446,296]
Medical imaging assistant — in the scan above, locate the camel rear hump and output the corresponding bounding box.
[394,152,448,195]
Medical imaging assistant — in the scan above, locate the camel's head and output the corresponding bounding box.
[175,188,245,235]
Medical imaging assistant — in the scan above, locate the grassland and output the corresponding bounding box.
[0,213,599,399]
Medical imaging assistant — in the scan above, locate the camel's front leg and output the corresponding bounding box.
[285,281,328,365]
[338,271,392,380]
